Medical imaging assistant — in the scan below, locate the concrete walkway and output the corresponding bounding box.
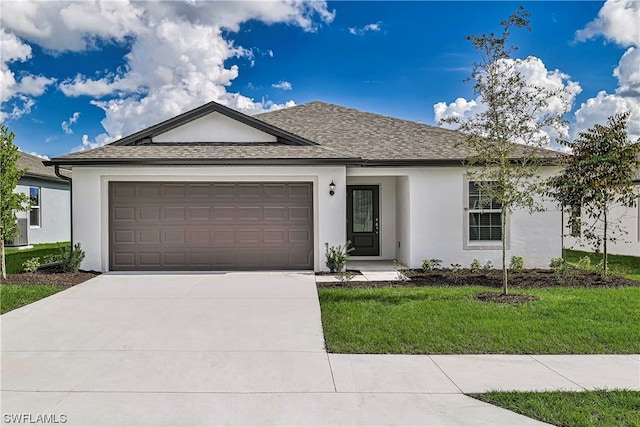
[1,273,638,426]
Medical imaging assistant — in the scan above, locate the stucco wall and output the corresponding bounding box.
[395,176,410,265]
[153,112,277,143]
[72,165,346,272]
[15,182,70,244]
[564,199,640,257]
[406,167,562,269]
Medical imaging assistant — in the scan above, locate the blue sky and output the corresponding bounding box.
[1,1,639,159]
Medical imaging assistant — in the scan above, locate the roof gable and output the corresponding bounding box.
[17,151,70,181]
[153,112,278,143]
[111,100,317,146]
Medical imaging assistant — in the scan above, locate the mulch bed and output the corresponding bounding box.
[317,268,640,289]
[475,292,539,304]
[3,271,100,288]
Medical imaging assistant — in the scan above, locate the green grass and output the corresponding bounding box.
[318,286,640,354]
[3,242,70,274]
[565,249,640,280]
[0,284,63,314]
[471,390,640,427]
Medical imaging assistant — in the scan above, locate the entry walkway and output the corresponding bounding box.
[1,273,637,426]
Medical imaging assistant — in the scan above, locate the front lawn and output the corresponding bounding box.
[318,286,640,354]
[471,390,640,427]
[0,284,63,314]
[565,249,640,280]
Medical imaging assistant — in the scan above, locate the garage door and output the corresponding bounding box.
[109,182,313,271]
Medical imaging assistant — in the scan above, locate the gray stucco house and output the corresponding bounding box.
[6,152,71,247]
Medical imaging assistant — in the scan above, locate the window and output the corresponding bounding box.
[468,181,502,241]
[29,187,40,227]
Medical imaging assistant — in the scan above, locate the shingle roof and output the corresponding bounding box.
[257,102,472,161]
[46,100,561,166]
[18,151,71,181]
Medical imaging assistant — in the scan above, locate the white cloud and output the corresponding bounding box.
[434,56,581,144]
[0,29,56,120]
[272,81,293,91]
[573,0,640,141]
[575,0,640,46]
[572,47,640,141]
[1,1,334,147]
[61,112,81,135]
[349,21,382,36]
[28,151,49,160]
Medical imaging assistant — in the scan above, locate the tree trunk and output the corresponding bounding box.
[502,209,508,295]
[1,236,6,280]
[603,208,608,274]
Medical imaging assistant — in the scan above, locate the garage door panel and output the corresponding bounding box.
[110,182,313,271]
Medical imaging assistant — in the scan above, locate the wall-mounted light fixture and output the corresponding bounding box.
[329,180,336,196]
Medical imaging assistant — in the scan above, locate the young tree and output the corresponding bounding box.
[440,7,571,295]
[0,125,30,279]
[547,112,640,274]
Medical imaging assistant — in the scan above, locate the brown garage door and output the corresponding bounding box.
[109,182,313,271]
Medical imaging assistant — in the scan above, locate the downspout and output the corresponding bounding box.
[54,165,73,245]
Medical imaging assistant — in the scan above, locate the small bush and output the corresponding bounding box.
[450,263,463,272]
[470,259,482,272]
[422,258,442,272]
[576,256,592,271]
[324,241,354,273]
[22,257,40,273]
[59,243,85,273]
[549,257,565,270]
[393,259,409,281]
[482,260,493,271]
[509,256,525,272]
[43,253,62,264]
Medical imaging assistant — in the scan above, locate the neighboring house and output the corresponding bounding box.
[6,152,71,247]
[563,168,640,257]
[45,101,562,272]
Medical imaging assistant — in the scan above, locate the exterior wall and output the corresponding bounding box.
[153,112,277,143]
[346,175,397,260]
[14,179,70,245]
[72,165,346,272]
[564,198,640,257]
[395,175,411,265]
[406,167,562,269]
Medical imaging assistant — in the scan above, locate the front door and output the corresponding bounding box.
[347,185,380,256]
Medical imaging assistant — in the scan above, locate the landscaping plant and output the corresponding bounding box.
[439,7,572,294]
[547,112,640,274]
[324,241,354,273]
[21,257,40,273]
[0,125,31,279]
[509,256,525,272]
[59,243,86,273]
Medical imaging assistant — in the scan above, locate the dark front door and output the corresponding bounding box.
[347,185,379,256]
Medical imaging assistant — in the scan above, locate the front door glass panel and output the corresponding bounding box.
[352,190,373,232]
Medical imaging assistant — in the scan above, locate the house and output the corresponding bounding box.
[6,151,71,247]
[45,101,562,272]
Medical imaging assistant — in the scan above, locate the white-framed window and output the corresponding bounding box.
[467,181,502,242]
[29,187,41,228]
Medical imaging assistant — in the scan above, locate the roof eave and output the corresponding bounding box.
[44,157,362,167]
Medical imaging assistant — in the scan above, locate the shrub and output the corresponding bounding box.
[549,257,565,269]
[450,263,462,272]
[482,260,493,271]
[324,241,354,273]
[422,258,442,272]
[58,243,85,273]
[576,256,592,271]
[393,259,409,281]
[470,259,482,272]
[509,256,525,272]
[43,253,62,264]
[22,257,40,273]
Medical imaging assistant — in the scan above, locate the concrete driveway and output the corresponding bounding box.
[1,273,548,426]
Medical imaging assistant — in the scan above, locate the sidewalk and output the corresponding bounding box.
[327,353,640,394]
